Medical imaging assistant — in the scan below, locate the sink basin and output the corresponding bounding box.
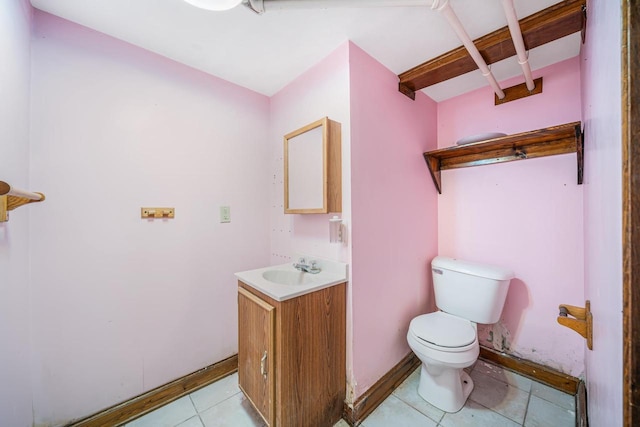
[236,258,348,301]
[262,269,313,286]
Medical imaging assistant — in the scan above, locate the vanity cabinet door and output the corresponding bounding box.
[238,287,275,426]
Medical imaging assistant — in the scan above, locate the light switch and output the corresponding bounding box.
[220,206,231,223]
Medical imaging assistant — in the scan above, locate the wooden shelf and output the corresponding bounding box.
[424,121,583,194]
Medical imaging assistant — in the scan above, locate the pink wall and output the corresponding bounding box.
[437,57,585,376]
[0,0,34,426]
[16,6,618,423]
[29,12,271,425]
[269,41,438,400]
[580,0,623,423]
[349,43,438,398]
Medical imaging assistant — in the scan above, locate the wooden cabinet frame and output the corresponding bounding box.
[284,117,342,214]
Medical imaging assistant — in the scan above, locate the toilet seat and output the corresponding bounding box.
[409,311,476,352]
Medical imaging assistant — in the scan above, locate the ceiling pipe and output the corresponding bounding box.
[431,0,505,99]
[501,0,535,91]
[245,0,427,14]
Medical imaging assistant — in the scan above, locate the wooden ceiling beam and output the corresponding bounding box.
[398,0,586,100]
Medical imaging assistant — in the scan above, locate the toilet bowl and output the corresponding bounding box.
[407,311,479,412]
[407,256,513,413]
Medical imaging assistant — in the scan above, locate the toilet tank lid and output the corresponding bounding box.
[432,256,514,280]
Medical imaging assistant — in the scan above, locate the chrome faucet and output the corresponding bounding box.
[293,257,321,274]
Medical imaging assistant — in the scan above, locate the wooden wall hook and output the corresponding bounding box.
[557,300,593,350]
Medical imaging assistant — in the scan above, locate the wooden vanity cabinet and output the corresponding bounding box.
[237,281,346,427]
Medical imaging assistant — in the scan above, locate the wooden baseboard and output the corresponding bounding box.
[343,352,420,426]
[67,354,238,427]
[479,346,580,394]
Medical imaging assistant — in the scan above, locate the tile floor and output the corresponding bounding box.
[124,359,576,427]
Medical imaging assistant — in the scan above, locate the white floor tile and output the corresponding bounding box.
[391,369,445,423]
[361,394,438,427]
[530,381,576,411]
[473,360,533,392]
[524,395,576,427]
[126,396,197,427]
[132,359,578,427]
[439,400,520,427]
[469,371,530,424]
[190,373,241,412]
[177,416,205,427]
[199,393,266,427]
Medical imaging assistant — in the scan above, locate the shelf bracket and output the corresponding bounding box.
[424,154,442,194]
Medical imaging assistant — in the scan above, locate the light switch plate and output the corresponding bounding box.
[220,206,231,223]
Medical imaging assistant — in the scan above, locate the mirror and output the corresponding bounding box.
[284,117,341,214]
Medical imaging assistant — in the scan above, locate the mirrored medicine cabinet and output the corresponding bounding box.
[284,117,342,214]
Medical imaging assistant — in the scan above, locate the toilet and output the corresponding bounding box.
[407,256,514,413]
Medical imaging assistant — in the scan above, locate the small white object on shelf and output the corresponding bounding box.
[456,132,507,146]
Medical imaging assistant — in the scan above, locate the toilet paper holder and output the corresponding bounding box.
[557,300,593,350]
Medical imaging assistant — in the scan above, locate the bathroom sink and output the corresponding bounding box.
[235,258,348,301]
[262,269,313,286]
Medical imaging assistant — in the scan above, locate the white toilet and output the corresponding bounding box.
[407,256,514,413]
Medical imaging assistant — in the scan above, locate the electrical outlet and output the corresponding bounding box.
[220,206,231,223]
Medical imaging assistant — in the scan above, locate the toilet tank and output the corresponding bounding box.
[432,256,514,324]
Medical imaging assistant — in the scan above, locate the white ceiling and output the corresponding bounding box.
[29,0,581,101]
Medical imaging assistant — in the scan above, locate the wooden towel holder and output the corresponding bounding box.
[0,180,45,222]
[557,300,593,350]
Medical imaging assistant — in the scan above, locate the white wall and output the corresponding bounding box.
[269,43,352,266]
[0,0,34,425]
[580,0,623,424]
[269,41,354,395]
[29,12,271,425]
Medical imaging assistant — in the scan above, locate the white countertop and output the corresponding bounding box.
[235,258,348,302]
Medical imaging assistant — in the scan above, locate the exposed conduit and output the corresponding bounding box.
[501,0,535,91]
[431,0,505,99]
[246,0,427,13]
